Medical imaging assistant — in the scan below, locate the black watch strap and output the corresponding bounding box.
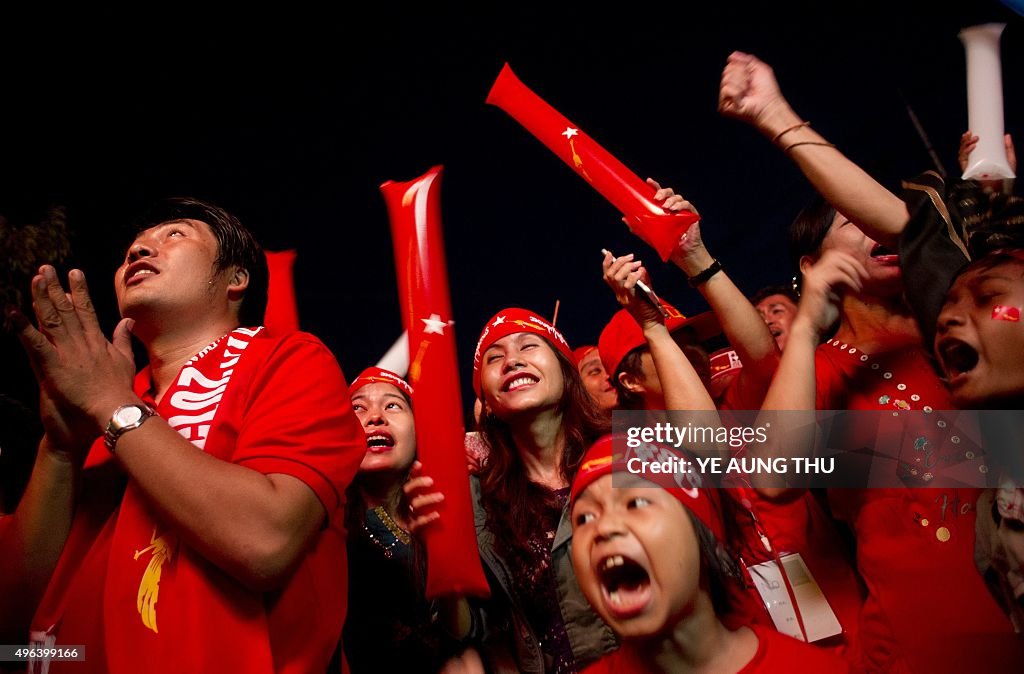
[687,259,723,287]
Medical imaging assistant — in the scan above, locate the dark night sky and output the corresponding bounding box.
[1,2,1022,412]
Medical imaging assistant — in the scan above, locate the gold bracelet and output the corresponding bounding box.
[771,120,810,145]
[783,140,837,154]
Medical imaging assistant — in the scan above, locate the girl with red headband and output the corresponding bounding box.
[339,367,471,673]
[602,244,866,661]
[569,436,847,674]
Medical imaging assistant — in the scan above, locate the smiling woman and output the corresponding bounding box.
[406,307,614,673]
[471,307,614,673]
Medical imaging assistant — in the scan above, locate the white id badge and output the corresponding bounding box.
[747,552,843,642]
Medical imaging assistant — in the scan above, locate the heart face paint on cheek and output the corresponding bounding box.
[992,305,1021,322]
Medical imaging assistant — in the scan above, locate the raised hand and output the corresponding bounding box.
[718,51,795,134]
[402,460,445,534]
[7,265,136,458]
[601,250,665,332]
[959,131,1017,192]
[648,177,698,217]
[796,251,868,338]
[959,131,979,173]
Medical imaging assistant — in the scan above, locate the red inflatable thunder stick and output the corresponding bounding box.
[263,249,300,336]
[380,166,490,599]
[486,63,698,261]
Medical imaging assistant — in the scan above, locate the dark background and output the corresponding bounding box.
[1,1,1021,422]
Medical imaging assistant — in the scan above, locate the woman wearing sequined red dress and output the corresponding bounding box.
[721,51,1017,672]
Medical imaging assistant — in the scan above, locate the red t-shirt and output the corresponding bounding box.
[722,486,864,660]
[34,331,365,674]
[814,338,1020,672]
[581,625,848,673]
[717,352,863,658]
[717,363,767,413]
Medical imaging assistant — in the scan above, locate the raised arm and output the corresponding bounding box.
[754,250,868,496]
[602,251,716,412]
[649,180,781,406]
[761,251,866,409]
[719,51,909,247]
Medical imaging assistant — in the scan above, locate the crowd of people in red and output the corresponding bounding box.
[1,51,1023,674]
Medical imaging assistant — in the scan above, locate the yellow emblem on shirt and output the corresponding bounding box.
[134,529,175,634]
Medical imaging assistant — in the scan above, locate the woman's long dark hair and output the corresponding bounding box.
[477,347,610,565]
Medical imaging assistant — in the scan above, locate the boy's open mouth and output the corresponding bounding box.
[597,553,652,619]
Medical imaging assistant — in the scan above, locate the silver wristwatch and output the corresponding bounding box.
[104,403,157,452]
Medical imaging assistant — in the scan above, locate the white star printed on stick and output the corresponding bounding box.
[422,314,448,335]
[562,127,578,139]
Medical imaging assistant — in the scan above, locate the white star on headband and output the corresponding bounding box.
[492,315,506,327]
[422,314,448,335]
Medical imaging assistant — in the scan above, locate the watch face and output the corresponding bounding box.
[114,405,144,426]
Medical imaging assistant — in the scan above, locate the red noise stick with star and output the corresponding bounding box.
[380,165,490,598]
[486,63,698,261]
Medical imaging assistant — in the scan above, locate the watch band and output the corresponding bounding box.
[687,259,723,287]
